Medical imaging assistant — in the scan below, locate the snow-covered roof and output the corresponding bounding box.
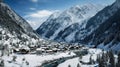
[36,48,45,51]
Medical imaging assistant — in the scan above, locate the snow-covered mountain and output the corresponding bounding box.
[78,0,120,41]
[81,0,120,51]
[36,4,104,42]
[57,0,120,51]
[0,1,41,47]
[36,0,120,51]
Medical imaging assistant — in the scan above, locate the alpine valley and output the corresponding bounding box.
[0,0,120,67]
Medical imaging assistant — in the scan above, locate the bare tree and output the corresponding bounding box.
[68,65,71,67]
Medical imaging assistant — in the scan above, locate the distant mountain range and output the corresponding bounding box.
[36,0,120,51]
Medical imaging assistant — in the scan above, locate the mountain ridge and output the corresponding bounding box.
[36,4,104,42]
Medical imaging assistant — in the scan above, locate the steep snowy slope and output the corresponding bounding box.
[82,6,120,51]
[0,2,40,46]
[96,10,120,51]
[52,0,118,43]
[78,0,119,39]
[79,0,120,43]
[36,4,104,42]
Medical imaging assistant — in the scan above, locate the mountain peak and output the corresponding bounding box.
[48,11,60,19]
[70,4,95,10]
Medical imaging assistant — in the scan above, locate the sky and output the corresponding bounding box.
[4,0,115,29]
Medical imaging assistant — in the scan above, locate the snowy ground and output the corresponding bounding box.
[1,48,117,67]
[58,48,102,67]
[1,52,75,67]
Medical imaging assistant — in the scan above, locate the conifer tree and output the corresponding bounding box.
[89,55,93,64]
[109,50,115,67]
[116,51,120,67]
[0,60,4,67]
[77,63,81,67]
[68,65,71,67]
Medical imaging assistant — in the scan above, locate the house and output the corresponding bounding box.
[36,48,45,54]
[52,48,58,52]
[28,45,37,51]
[46,50,53,54]
[13,46,30,54]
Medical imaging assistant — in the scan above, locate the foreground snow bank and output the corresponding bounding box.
[58,48,102,67]
[81,48,102,63]
[2,52,75,67]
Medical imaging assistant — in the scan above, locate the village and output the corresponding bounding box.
[13,42,83,55]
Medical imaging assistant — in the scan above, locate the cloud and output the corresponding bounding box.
[24,10,59,30]
[28,10,53,18]
[26,17,48,30]
[31,0,38,3]
[30,7,36,10]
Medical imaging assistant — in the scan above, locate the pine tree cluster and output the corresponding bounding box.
[97,50,120,67]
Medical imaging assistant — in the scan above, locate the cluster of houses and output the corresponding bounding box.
[13,42,83,55]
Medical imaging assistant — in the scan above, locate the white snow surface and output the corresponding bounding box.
[58,48,102,67]
[2,52,75,67]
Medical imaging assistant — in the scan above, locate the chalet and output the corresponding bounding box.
[46,50,53,53]
[52,48,58,52]
[36,48,45,54]
[41,47,49,50]
[28,45,37,51]
[13,48,19,53]
[13,46,30,54]
[68,46,75,50]
[19,48,29,54]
